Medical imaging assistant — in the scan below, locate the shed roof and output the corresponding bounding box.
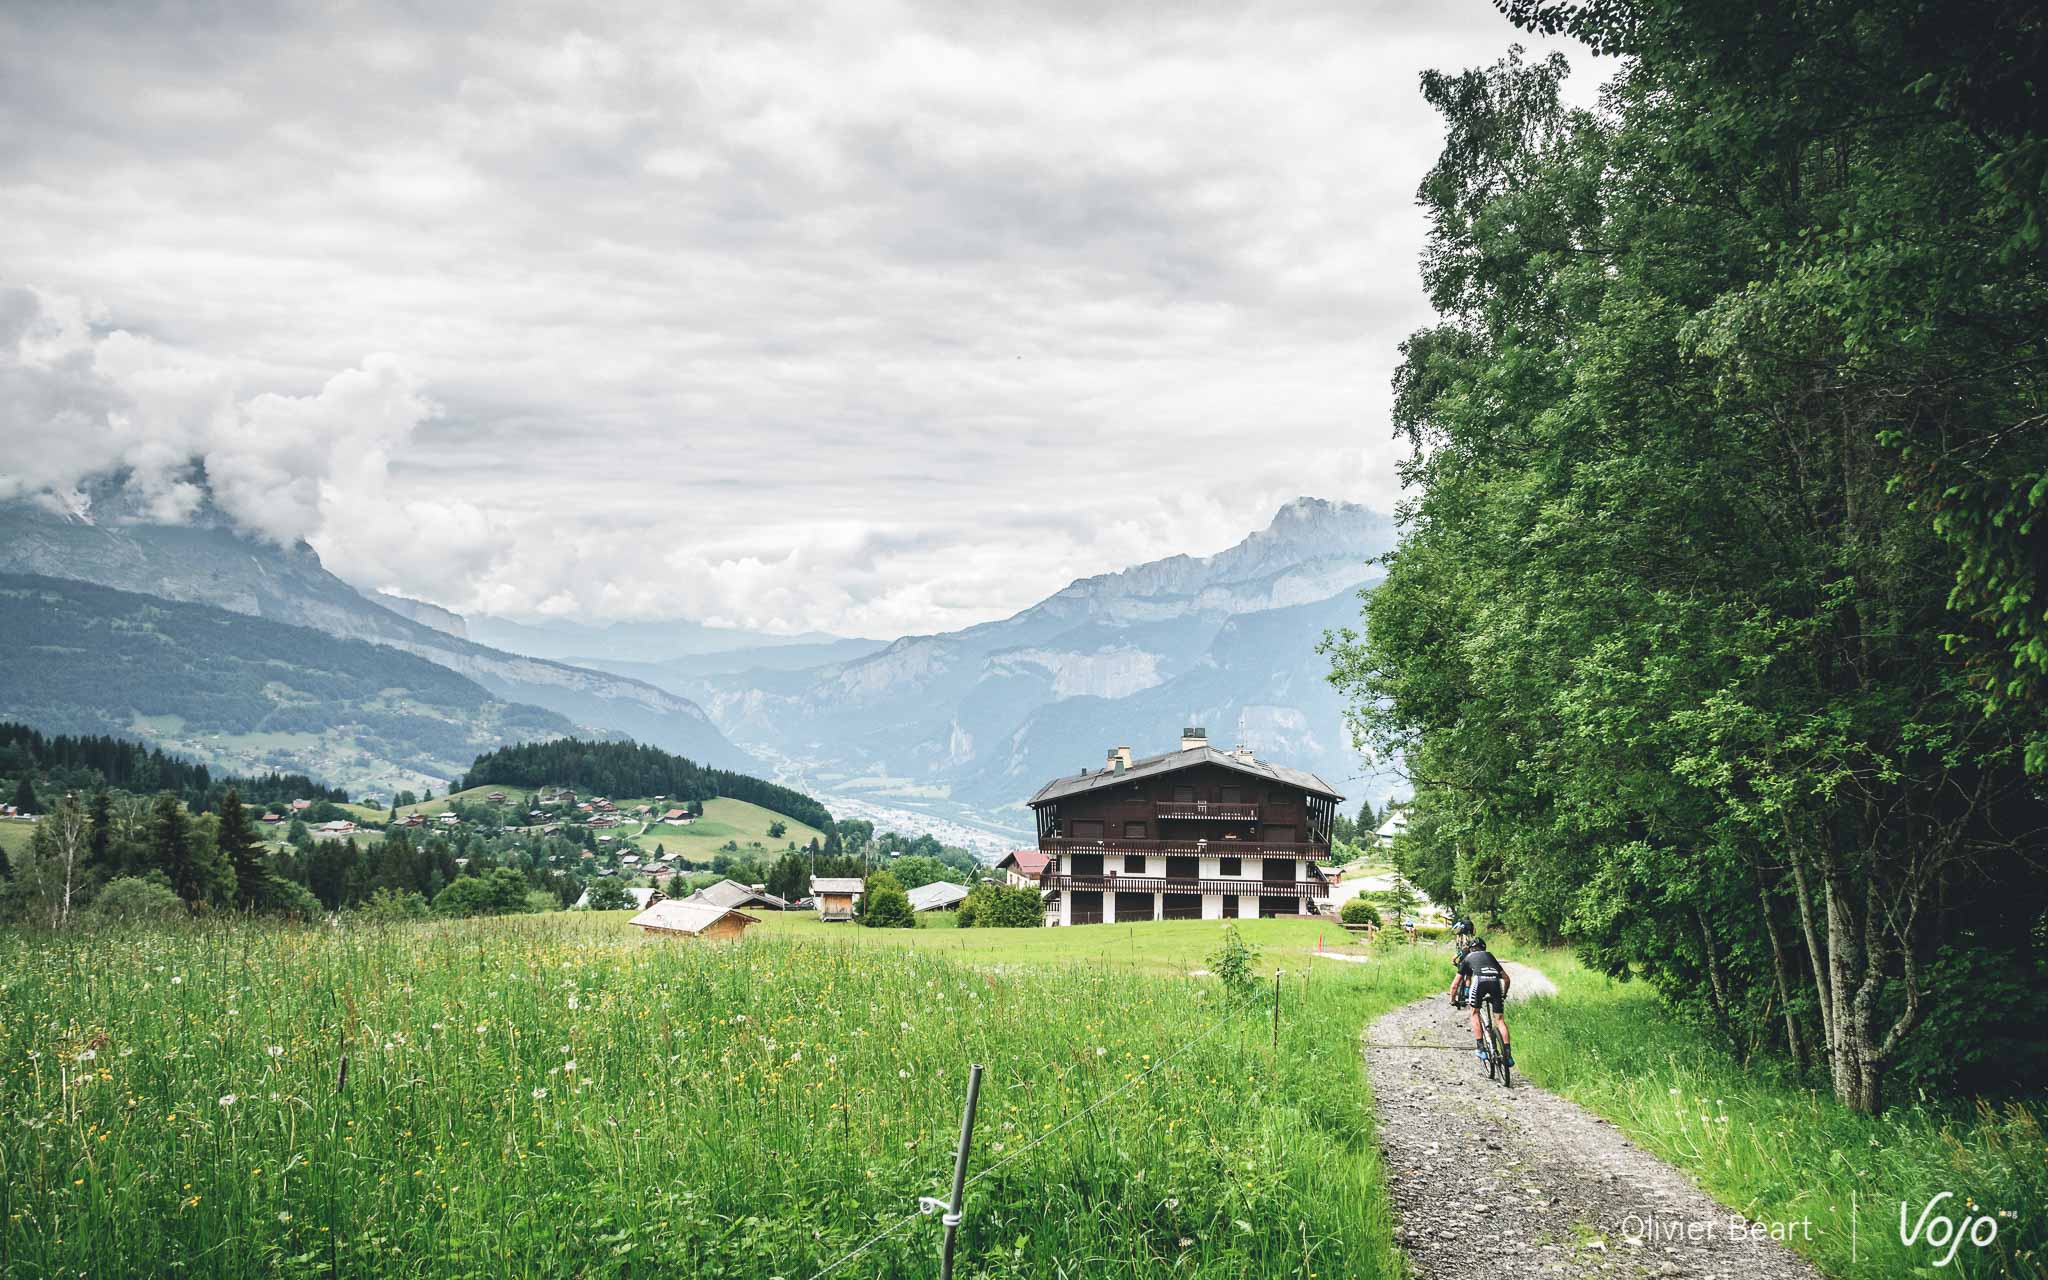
[628,899,759,936]
[810,877,865,894]
[690,879,791,911]
[906,881,971,912]
[1028,745,1341,806]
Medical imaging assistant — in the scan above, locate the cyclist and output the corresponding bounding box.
[1449,935,1513,1067]
[1449,919,1476,1007]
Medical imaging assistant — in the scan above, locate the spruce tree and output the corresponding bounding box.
[218,789,268,910]
[151,792,201,910]
[87,790,112,870]
[12,775,36,815]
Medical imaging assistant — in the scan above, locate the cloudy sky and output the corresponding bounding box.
[0,0,1598,639]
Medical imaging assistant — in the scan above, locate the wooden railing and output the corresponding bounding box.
[1042,836,1329,860]
[1152,801,1260,821]
[1045,874,1323,900]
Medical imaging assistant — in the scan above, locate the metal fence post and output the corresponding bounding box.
[938,1063,984,1280]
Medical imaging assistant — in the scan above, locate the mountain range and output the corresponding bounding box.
[0,478,743,770]
[0,481,1393,837]
[625,498,1395,835]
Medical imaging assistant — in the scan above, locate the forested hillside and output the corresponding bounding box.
[0,723,347,814]
[459,738,835,833]
[0,575,577,794]
[1328,2,2047,1113]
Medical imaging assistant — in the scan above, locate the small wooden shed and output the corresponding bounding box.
[628,899,760,941]
[811,877,864,922]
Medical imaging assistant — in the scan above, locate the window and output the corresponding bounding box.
[1223,894,1239,916]
[1115,891,1155,921]
[1123,821,1147,839]
[1123,853,1147,874]
[1219,856,1242,877]
[1162,893,1202,920]
[1260,824,1296,845]
[1172,785,1196,803]
[1165,855,1198,882]
[1071,853,1104,877]
[1071,820,1104,838]
[1219,785,1241,804]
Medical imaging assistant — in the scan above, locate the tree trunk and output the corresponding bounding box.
[1694,907,1740,1056]
[1753,862,1808,1070]
[1787,845,1834,1060]
[1822,852,1872,1109]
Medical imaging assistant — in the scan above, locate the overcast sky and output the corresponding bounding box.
[0,0,1600,639]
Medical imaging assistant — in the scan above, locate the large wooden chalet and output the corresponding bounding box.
[1027,727,1341,926]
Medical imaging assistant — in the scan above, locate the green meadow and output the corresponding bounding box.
[0,914,1443,1278]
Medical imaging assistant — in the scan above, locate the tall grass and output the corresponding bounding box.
[1508,951,2047,1280]
[0,915,1442,1277]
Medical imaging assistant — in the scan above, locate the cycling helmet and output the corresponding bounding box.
[1453,918,1474,936]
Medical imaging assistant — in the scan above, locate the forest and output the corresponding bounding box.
[1326,0,2047,1113]
[459,737,836,832]
[0,722,347,814]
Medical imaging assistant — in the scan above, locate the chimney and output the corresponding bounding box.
[1181,726,1208,751]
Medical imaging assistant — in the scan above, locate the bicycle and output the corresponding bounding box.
[1474,994,1510,1088]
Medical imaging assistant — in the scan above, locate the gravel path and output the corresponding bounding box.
[1363,968,1821,1280]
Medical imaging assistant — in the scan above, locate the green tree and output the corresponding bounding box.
[1325,31,2048,1112]
[958,883,1044,929]
[12,775,37,815]
[16,793,92,927]
[217,789,268,911]
[859,871,915,929]
[766,820,787,839]
[90,875,184,923]
[433,867,532,917]
[150,792,203,910]
[585,879,631,911]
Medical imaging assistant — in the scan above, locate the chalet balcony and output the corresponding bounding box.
[1152,800,1259,822]
[1042,835,1329,861]
[1045,873,1323,900]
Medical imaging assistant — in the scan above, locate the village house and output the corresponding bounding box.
[1027,727,1341,926]
[290,799,312,812]
[811,877,863,922]
[994,849,1050,888]
[628,898,759,941]
[487,791,507,803]
[259,811,284,825]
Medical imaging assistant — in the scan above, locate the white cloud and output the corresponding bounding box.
[0,1,1605,638]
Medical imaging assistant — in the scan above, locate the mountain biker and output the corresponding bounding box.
[1450,935,1513,1067]
[1449,919,1476,1007]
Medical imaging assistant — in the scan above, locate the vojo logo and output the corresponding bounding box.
[1899,1192,2007,1269]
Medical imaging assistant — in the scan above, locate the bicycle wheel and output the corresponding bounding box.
[1487,1016,1509,1088]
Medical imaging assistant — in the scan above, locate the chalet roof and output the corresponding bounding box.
[1027,745,1342,806]
[996,849,1051,876]
[810,877,865,894]
[690,879,790,911]
[907,881,970,912]
[629,899,759,936]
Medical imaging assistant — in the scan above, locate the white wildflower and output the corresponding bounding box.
[266,1045,285,1058]
[218,1094,238,1109]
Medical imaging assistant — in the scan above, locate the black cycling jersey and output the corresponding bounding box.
[1457,949,1504,981]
